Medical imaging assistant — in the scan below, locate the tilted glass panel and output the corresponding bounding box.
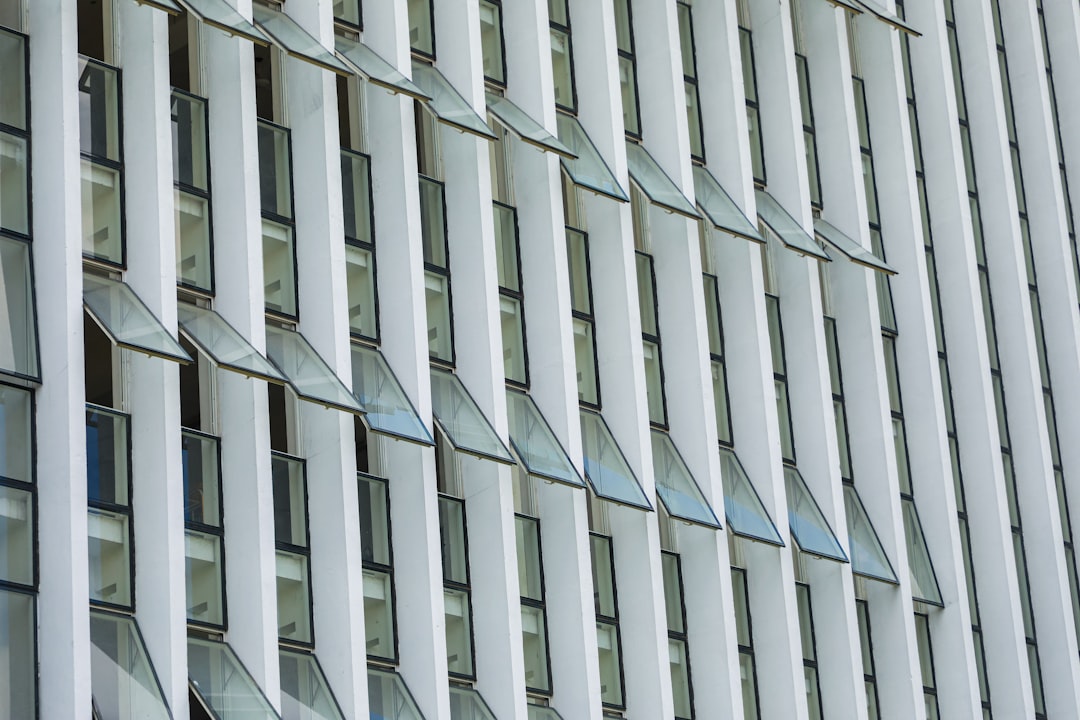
[814,219,896,275]
[755,191,830,262]
[903,499,943,606]
[0,236,38,380]
[0,131,29,236]
[367,667,425,720]
[625,141,699,219]
[429,366,514,464]
[692,166,763,243]
[176,303,285,383]
[335,35,429,101]
[852,0,921,36]
[0,589,35,719]
[486,93,575,158]
[89,611,171,720]
[505,387,584,487]
[555,113,630,202]
[823,0,864,13]
[719,448,783,545]
[188,637,280,719]
[650,430,721,528]
[251,4,350,76]
[350,343,434,445]
[279,650,346,720]
[176,0,270,45]
[83,274,192,363]
[410,61,496,140]
[264,324,364,415]
[843,485,898,583]
[448,685,497,720]
[527,705,566,720]
[784,467,848,562]
[579,409,651,509]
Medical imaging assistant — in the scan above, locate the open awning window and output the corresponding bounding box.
[83,274,192,364]
[430,366,515,464]
[90,611,172,720]
[814,219,896,275]
[843,484,898,584]
[335,35,429,101]
[755,191,831,262]
[719,448,784,546]
[528,705,567,720]
[852,0,921,36]
[279,649,345,720]
[579,409,651,510]
[176,0,270,45]
[264,324,364,415]
[252,4,351,76]
[903,498,943,605]
[487,93,575,158]
[820,0,864,14]
[0,236,39,382]
[650,430,721,528]
[367,667,425,720]
[449,684,497,720]
[505,387,584,488]
[351,343,434,446]
[177,303,285,383]
[410,61,497,140]
[134,0,182,14]
[625,142,699,220]
[692,166,763,243]
[189,637,280,719]
[555,113,629,202]
[784,467,848,562]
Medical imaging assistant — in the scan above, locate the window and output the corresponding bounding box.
[408,0,435,58]
[79,56,124,266]
[702,273,732,445]
[272,451,313,646]
[86,401,133,610]
[439,492,475,678]
[548,0,576,112]
[765,295,795,463]
[479,0,505,86]
[339,78,379,342]
[516,514,552,694]
[334,0,361,28]
[258,120,297,318]
[613,0,640,137]
[737,9,765,185]
[731,567,759,720]
[591,533,625,708]
[795,55,821,209]
[636,249,667,427]
[662,552,693,719]
[856,600,881,719]
[359,473,397,662]
[796,583,824,720]
[172,91,214,294]
[567,228,600,407]
[915,612,939,719]
[676,2,704,161]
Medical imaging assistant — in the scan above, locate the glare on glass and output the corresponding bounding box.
[279,649,346,720]
[0,589,35,719]
[486,93,575,158]
[363,569,396,660]
[188,636,279,720]
[624,141,699,219]
[0,131,29,235]
[504,387,583,487]
[650,430,721,528]
[410,61,496,140]
[264,324,364,415]
[367,667,424,720]
[430,366,514,464]
[335,35,429,101]
[784,467,848,562]
[903,499,943,605]
[83,274,192,363]
[579,409,651,509]
[843,485,898,583]
[89,612,171,720]
[345,244,378,340]
[692,166,763,243]
[0,385,31,483]
[719,448,783,545]
[176,0,270,45]
[449,684,497,720]
[175,189,213,291]
[350,343,433,445]
[81,160,123,265]
[184,529,225,627]
[0,236,37,379]
[814,219,896,275]
[177,303,284,382]
[251,4,350,75]
[556,114,629,202]
[755,191,830,262]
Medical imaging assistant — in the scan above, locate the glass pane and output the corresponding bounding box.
[367,667,425,720]
[550,29,575,111]
[573,318,599,405]
[184,529,225,627]
[179,0,270,45]
[251,4,350,75]
[731,568,752,647]
[0,385,29,483]
[279,650,345,720]
[264,324,364,414]
[739,652,759,720]
[175,189,213,292]
[81,159,123,264]
[692,166,762,242]
[341,150,374,245]
[651,430,721,528]
[89,612,171,720]
[747,107,765,185]
[258,124,293,223]
[272,453,308,548]
[425,271,454,363]
[0,484,30,585]
[182,431,221,526]
[619,57,639,136]
[843,485,898,583]
[785,468,847,561]
[86,406,129,506]
[596,622,624,706]
[501,295,528,385]
[78,59,121,161]
[914,613,936,689]
[171,92,208,191]
[505,388,583,487]
[84,274,192,362]
[625,142,698,218]
[661,553,684,633]
[439,496,469,585]
[419,176,448,269]
[487,93,574,158]
[444,588,474,677]
[358,474,391,566]
[276,550,312,644]
[345,244,378,340]
[493,203,519,292]
[0,237,36,379]
[448,685,497,720]
[0,30,27,131]
[335,36,429,100]
[579,409,651,509]
[187,637,278,719]
[642,340,666,426]
[590,534,617,618]
[903,499,943,605]
[685,82,703,160]
[719,449,783,545]
[515,515,544,600]
[410,61,495,140]
[429,366,514,464]
[363,568,396,660]
[775,380,794,463]
[556,114,629,202]
[528,703,565,720]
[813,219,894,274]
[854,0,921,35]
[0,131,29,235]
[755,191,830,262]
[333,0,360,25]
[669,638,692,719]
[712,360,733,445]
[479,1,504,84]
[636,253,657,336]
[176,303,284,382]
[0,589,34,718]
[521,605,551,693]
[408,0,434,56]
[351,344,433,444]
[88,507,132,608]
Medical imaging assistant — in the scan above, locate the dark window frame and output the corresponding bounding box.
[342,147,381,344]
[676,1,705,164]
[568,226,602,411]
[78,55,127,269]
[661,550,695,720]
[495,200,530,390]
[614,0,642,140]
[548,0,578,114]
[765,293,796,466]
[358,471,400,664]
[438,493,478,681]
[86,401,136,614]
[180,425,228,633]
[590,531,627,710]
[0,26,32,243]
[731,567,761,720]
[419,174,457,368]
[257,118,302,322]
[702,273,733,448]
[171,88,217,296]
[635,250,668,429]
[409,0,437,61]
[515,512,554,696]
[0,380,36,595]
[795,54,821,210]
[738,26,766,187]
[479,0,508,88]
[271,449,316,650]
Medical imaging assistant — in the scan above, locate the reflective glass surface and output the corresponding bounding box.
[429,367,514,464]
[264,324,364,415]
[486,93,574,158]
[279,650,345,720]
[0,384,30,483]
[262,220,297,317]
[853,0,921,35]
[251,4,350,75]
[345,244,378,340]
[258,123,293,220]
[755,191,831,262]
[363,568,396,660]
[784,467,847,562]
[81,159,123,265]
[444,588,474,677]
[624,141,699,219]
[335,36,429,100]
[596,622,624,706]
[407,0,434,56]
[719,448,783,545]
[0,236,37,379]
[367,667,425,720]
[83,273,192,363]
[177,0,270,45]
[0,589,34,718]
[175,189,213,292]
[351,343,433,445]
[843,485,898,583]
[521,604,550,693]
[341,150,374,245]
[448,685,496,720]
[184,529,224,627]
[78,59,121,161]
[177,303,284,382]
[410,61,496,140]
[479,1,504,84]
[579,409,651,509]
[0,29,27,131]
[550,29,575,111]
[505,388,583,487]
[89,611,171,720]
[556,114,629,202]
[692,166,763,242]
[0,484,31,585]
[171,92,209,191]
[86,405,129,507]
[0,131,29,235]
[88,507,131,608]
[814,219,896,275]
[188,637,279,720]
[276,549,312,644]
[650,430,720,528]
[903,499,943,605]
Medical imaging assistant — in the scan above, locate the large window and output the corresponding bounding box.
[662,552,693,719]
[79,57,124,266]
[567,226,599,407]
[796,583,824,720]
[359,473,397,663]
[731,567,759,720]
[272,451,313,647]
[548,0,576,112]
[172,91,214,294]
[516,512,552,695]
[591,533,625,709]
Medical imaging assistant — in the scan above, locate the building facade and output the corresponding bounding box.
[1,0,1079,717]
